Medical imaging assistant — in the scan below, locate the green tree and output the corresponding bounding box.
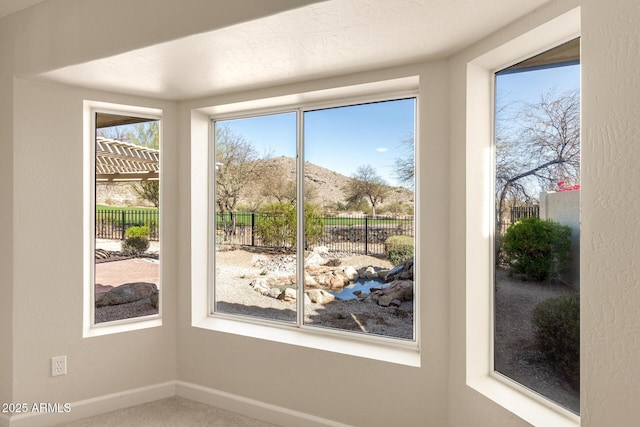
[254,202,324,250]
[345,164,389,218]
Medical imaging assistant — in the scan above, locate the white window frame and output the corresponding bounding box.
[83,100,163,337]
[191,77,421,366]
[465,8,580,426]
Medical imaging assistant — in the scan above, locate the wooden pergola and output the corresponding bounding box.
[96,137,159,182]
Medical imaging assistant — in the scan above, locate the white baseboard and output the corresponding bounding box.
[7,381,175,427]
[174,381,349,427]
[5,380,347,427]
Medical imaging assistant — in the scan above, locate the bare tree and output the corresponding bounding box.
[496,89,580,232]
[394,136,415,189]
[215,125,264,237]
[345,164,389,218]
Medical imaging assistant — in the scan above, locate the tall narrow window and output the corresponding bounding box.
[211,96,416,341]
[493,39,580,413]
[94,113,161,324]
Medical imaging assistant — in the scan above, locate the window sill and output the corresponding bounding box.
[84,316,162,338]
[193,315,420,367]
[468,374,579,427]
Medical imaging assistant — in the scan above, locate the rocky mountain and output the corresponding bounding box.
[247,156,414,214]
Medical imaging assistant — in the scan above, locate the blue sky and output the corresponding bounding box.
[496,63,580,107]
[217,99,415,187]
[217,64,578,189]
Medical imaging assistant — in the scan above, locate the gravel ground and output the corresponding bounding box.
[95,299,158,324]
[95,248,414,339]
[215,249,414,340]
[494,268,580,414]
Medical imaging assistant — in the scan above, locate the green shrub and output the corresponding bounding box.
[502,216,571,281]
[122,226,150,256]
[125,226,150,239]
[384,235,414,265]
[254,203,324,250]
[532,294,580,390]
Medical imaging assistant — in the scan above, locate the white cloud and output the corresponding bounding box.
[376,147,389,152]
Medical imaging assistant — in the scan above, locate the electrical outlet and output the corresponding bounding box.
[51,356,67,376]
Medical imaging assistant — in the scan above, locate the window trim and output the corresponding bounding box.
[191,78,421,366]
[464,8,580,426]
[83,100,163,338]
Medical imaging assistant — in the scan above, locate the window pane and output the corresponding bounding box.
[213,112,297,322]
[302,99,416,340]
[493,40,580,413]
[94,113,160,323]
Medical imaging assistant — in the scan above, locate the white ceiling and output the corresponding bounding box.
[0,0,46,18]
[37,0,551,100]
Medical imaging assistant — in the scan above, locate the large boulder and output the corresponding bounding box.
[96,282,157,307]
[385,258,414,282]
[380,280,413,302]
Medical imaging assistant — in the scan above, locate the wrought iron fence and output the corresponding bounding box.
[499,205,540,235]
[95,209,159,241]
[216,211,415,256]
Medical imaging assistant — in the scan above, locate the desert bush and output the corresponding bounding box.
[122,226,150,256]
[378,202,407,215]
[384,235,414,265]
[254,203,324,250]
[532,294,580,390]
[502,216,571,281]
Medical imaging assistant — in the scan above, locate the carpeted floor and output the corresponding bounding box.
[55,397,279,427]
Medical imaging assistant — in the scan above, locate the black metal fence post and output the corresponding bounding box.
[251,212,255,247]
[364,216,369,255]
[121,210,126,240]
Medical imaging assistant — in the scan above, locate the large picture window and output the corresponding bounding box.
[212,97,416,341]
[493,39,580,413]
[93,112,161,325]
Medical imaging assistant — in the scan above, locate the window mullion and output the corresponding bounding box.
[296,108,305,328]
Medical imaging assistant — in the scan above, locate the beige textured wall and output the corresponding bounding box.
[0,11,16,408]
[580,1,640,425]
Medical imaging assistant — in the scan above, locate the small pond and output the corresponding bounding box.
[329,279,386,300]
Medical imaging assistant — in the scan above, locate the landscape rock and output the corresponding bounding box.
[306,289,336,304]
[267,288,282,299]
[343,265,359,281]
[304,271,317,287]
[380,280,414,302]
[304,251,326,267]
[96,282,157,307]
[150,289,159,308]
[385,257,414,282]
[278,287,297,301]
[378,295,393,307]
[360,266,378,279]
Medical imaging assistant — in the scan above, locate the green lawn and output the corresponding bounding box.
[96,205,157,212]
[215,211,411,228]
